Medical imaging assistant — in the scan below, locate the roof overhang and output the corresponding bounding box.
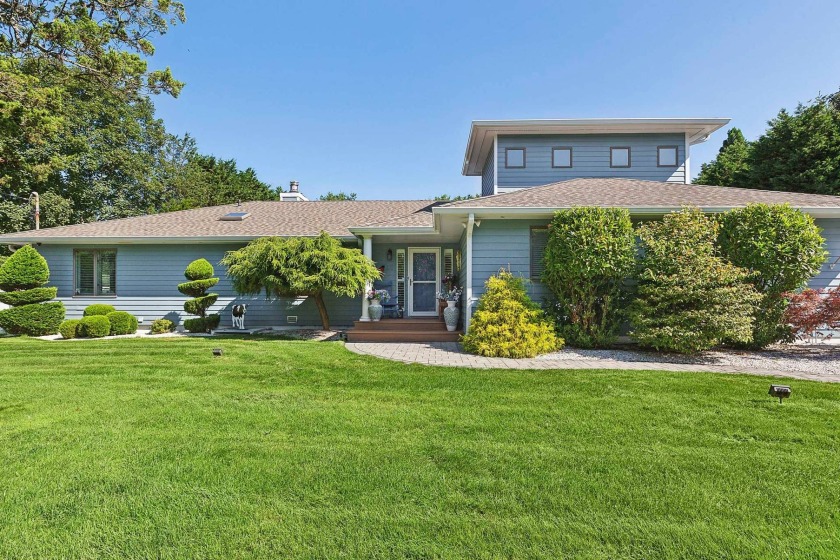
[1,234,358,245]
[433,205,840,219]
[462,118,731,176]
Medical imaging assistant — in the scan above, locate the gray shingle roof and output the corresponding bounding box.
[0,200,437,241]
[438,178,840,209]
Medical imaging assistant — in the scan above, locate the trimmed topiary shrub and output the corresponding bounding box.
[0,246,64,335]
[629,208,762,354]
[183,315,220,334]
[543,207,636,348]
[718,203,827,348]
[83,303,117,317]
[462,269,562,358]
[150,318,175,334]
[0,302,65,336]
[178,258,220,333]
[59,319,82,339]
[79,315,111,338]
[0,286,57,306]
[0,245,50,290]
[106,311,138,335]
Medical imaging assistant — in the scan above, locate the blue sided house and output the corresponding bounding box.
[3,118,840,341]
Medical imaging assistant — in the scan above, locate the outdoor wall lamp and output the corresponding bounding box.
[387,249,393,261]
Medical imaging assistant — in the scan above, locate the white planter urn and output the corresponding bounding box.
[443,300,459,332]
[368,301,383,322]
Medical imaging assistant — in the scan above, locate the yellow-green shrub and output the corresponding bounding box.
[462,270,561,358]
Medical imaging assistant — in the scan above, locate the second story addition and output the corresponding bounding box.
[463,118,730,195]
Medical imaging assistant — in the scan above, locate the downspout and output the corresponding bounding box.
[464,213,475,333]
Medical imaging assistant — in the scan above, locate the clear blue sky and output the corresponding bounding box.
[151,0,840,200]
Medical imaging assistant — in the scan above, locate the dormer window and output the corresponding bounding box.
[658,146,678,167]
[505,148,526,168]
[610,147,631,168]
[552,147,573,168]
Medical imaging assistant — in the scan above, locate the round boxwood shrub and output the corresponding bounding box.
[0,245,50,290]
[150,318,175,334]
[718,203,828,348]
[106,311,138,335]
[83,303,117,317]
[79,315,111,338]
[462,269,562,358]
[59,319,82,339]
[184,258,215,281]
[0,286,57,306]
[0,302,65,336]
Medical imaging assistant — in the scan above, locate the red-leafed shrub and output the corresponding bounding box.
[784,288,840,339]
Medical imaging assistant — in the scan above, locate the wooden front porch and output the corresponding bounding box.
[345,317,462,343]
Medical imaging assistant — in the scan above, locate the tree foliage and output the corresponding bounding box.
[784,288,840,339]
[629,209,761,353]
[462,269,561,358]
[318,191,357,201]
[718,203,827,347]
[433,194,478,201]
[543,207,635,348]
[0,0,186,97]
[221,232,381,330]
[697,90,840,194]
[696,128,751,187]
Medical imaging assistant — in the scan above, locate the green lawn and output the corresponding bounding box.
[0,337,838,559]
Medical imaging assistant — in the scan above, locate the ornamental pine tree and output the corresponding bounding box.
[0,245,64,335]
[178,258,220,333]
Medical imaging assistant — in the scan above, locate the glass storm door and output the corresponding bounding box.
[407,248,440,317]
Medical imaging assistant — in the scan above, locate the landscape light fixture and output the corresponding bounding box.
[212,348,223,357]
[769,384,791,404]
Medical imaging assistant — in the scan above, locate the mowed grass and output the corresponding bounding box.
[0,337,838,559]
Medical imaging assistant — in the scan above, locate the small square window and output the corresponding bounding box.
[505,148,526,168]
[552,147,572,168]
[610,147,631,168]
[658,146,678,167]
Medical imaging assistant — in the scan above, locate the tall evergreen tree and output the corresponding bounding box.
[695,128,751,187]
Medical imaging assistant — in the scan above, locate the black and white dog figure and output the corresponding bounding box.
[231,304,248,330]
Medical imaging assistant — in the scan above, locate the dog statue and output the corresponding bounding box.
[231,304,248,330]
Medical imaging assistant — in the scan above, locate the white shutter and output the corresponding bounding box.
[396,249,406,313]
[443,248,454,278]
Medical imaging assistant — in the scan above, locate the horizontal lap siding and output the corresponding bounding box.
[811,219,840,289]
[481,151,495,196]
[471,220,551,305]
[497,133,686,188]
[36,244,360,328]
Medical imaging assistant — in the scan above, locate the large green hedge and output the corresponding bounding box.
[462,270,561,358]
[718,204,827,348]
[629,208,761,353]
[543,207,636,348]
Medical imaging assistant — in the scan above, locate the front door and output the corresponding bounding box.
[407,248,440,317]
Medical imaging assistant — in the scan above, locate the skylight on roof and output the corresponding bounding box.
[219,212,250,221]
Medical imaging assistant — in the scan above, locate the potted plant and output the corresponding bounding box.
[367,288,390,322]
[438,286,463,331]
[438,273,458,318]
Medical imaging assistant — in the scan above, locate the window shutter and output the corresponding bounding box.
[443,248,454,278]
[530,228,549,281]
[396,249,406,310]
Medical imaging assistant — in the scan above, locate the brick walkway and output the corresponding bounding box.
[345,342,840,383]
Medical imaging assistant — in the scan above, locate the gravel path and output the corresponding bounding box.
[346,342,840,383]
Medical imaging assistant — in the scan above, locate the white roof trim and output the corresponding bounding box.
[463,118,731,176]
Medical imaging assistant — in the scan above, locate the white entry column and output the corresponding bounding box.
[359,235,373,321]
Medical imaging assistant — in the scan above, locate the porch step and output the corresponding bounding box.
[346,329,462,343]
[351,318,448,332]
